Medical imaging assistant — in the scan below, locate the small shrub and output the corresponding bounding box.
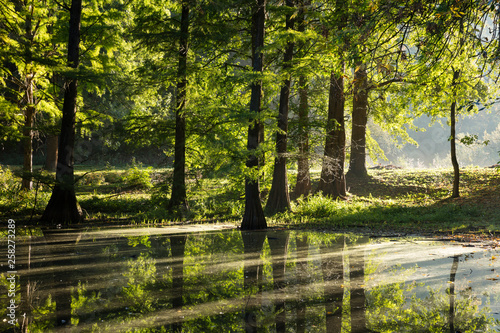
[294,194,338,218]
[122,161,153,190]
[103,171,122,184]
[80,172,105,186]
[0,165,16,193]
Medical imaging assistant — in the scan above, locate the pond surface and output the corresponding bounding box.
[1,226,499,332]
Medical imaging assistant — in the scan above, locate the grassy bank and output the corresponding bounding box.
[1,164,499,235]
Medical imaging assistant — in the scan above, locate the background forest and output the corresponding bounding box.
[1,0,500,230]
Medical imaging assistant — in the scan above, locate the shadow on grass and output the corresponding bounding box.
[286,199,490,234]
[345,172,445,199]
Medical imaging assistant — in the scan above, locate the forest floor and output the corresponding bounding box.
[1,165,499,239]
[312,168,500,237]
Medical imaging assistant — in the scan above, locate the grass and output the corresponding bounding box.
[1,164,499,237]
[277,167,500,235]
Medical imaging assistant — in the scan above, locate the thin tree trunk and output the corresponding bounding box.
[45,135,58,172]
[258,121,265,200]
[294,75,311,198]
[347,62,369,179]
[169,3,190,211]
[40,0,83,225]
[22,102,34,190]
[450,69,460,198]
[21,9,35,191]
[293,0,311,199]
[266,0,295,215]
[241,0,267,230]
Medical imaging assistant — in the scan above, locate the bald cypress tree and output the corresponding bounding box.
[41,0,83,224]
[241,0,267,230]
[266,0,296,215]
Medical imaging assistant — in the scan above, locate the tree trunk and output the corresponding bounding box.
[241,0,267,230]
[347,62,369,179]
[266,0,295,215]
[294,75,311,198]
[41,0,83,225]
[318,0,347,198]
[318,71,347,198]
[21,9,35,191]
[22,102,34,190]
[450,69,460,198]
[42,229,81,326]
[45,135,58,172]
[293,0,311,199]
[169,3,190,211]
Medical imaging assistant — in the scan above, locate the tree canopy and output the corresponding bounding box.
[1,0,499,227]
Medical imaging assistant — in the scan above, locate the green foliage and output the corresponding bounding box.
[71,282,102,326]
[0,165,16,194]
[80,172,106,186]
[0,165,52,216]
[122,159,153,190]
[122,253,156,313]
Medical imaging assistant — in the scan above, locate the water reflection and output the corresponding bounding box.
[1,228,499,332]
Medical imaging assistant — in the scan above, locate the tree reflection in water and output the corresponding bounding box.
[242,231,266,333]
[8,228,499,332]
[320,235,345,333]
[170,234,187,332]
[268,230,289,333]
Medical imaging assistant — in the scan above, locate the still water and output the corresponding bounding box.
[1,226,499,332]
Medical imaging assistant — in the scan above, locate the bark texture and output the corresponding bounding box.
[293,0,311,199]
[450,68,461,198]
[318,0,347,198]
[41,0,83,225]
[45,135,58,172]
[22,101,34,190]
[169,3,190,211]
[21,10,35,190]
[347,62,368,179]
[266,0,295,215]
[294,74,311,198]
[318,71,347,198]
[241,0,267,230]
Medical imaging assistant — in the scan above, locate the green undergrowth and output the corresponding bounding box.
[271,193,487,234]
[270,167,500,234]
[1,164,499,235]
